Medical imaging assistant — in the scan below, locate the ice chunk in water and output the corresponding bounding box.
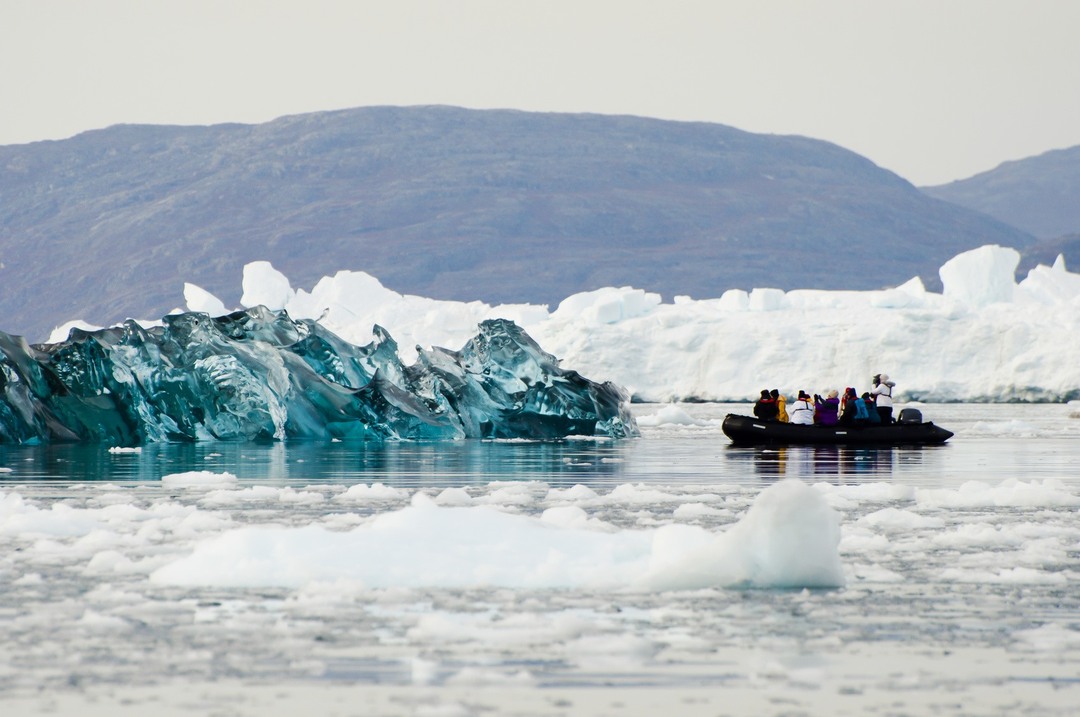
[0,310,636,445]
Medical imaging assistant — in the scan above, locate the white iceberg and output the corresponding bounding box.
[172,243,1079,403]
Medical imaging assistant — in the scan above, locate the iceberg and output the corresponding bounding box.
[217,246,1075,403]
[0,309,636,445]
[7,243,1080,424]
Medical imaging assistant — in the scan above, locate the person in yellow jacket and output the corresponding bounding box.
[770,389,789,423]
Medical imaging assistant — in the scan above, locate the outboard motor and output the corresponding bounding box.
[898,408,923,424]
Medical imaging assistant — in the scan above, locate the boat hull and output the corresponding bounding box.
[722,413,954,446]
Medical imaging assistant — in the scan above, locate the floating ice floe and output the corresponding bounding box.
[160,471,239,488]
[149,478,845,591]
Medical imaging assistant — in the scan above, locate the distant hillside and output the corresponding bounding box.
[1019,233,1080,274]
[0,106,1033,340]
[922,145,1080,240]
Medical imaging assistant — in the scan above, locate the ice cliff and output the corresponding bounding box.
[0,311,636,445]
[176,245,1080,404]
[527,245,1080,403]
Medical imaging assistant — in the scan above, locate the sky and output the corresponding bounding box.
[3,0,1079,186]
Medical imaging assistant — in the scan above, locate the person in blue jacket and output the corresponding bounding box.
[861,392,881,424]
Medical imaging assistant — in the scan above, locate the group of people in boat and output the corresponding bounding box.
[753,374,897,426]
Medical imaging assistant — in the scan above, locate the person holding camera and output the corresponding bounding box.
[870,373,896,424]
[814,389,840,426]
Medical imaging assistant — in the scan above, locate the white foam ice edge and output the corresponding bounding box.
[49,244,1080,402]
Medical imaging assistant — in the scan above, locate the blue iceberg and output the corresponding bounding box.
[0,309,637,445]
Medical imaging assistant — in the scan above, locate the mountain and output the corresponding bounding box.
[921,145,1080,240]
[0,106,1033,340]
[1019,233,1080,274]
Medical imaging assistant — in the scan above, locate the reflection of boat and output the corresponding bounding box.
[730,444,899,479]
[722,412,953,446]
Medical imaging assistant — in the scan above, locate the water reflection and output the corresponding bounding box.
[724,444,950,483]
[0,439,636,487]
[5,409,1048,489]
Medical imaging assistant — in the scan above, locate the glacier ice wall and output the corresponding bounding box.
[530,245,1080,402]
[32,244,1080,405]
[0,309,636,445]
[190,244,1074,403]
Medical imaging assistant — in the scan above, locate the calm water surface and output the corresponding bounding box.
[4,403,1075,488]
[2,403,1077,487]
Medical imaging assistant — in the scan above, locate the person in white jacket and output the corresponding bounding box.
[789,390,816,425]
[870,373,896,424]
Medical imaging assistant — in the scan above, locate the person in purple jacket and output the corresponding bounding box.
[814,389,840,425]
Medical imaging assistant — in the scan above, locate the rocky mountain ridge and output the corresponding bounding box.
[1,106,1033,340]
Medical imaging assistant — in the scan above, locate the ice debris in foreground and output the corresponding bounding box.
[0,308,636,445]
[149,478,845,591]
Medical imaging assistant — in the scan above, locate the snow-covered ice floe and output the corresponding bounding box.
[149,478,843,591]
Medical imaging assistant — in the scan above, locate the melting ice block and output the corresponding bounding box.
[0,309,636,445]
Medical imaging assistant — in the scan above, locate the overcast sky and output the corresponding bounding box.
[3,0,1078,186]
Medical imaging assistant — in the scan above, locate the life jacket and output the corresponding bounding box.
[789,399,815,424]
[754,398,778,419]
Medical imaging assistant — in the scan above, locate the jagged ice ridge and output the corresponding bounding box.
[0,312,636,445]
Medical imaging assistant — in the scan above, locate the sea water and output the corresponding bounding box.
[1,403,1078,716]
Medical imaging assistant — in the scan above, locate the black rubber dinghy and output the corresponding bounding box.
[722,411,954,446]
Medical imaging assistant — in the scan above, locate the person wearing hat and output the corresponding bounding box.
[753,389,779,421]
[870,373,896,424]
[814,389,840,426]
[839,387,860,425]
[789,390,815,425]
[771,389,789,423]
[861,392,881,424]
[852,390,872,424]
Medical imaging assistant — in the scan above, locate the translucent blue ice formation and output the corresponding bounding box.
[0,309,637,445]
